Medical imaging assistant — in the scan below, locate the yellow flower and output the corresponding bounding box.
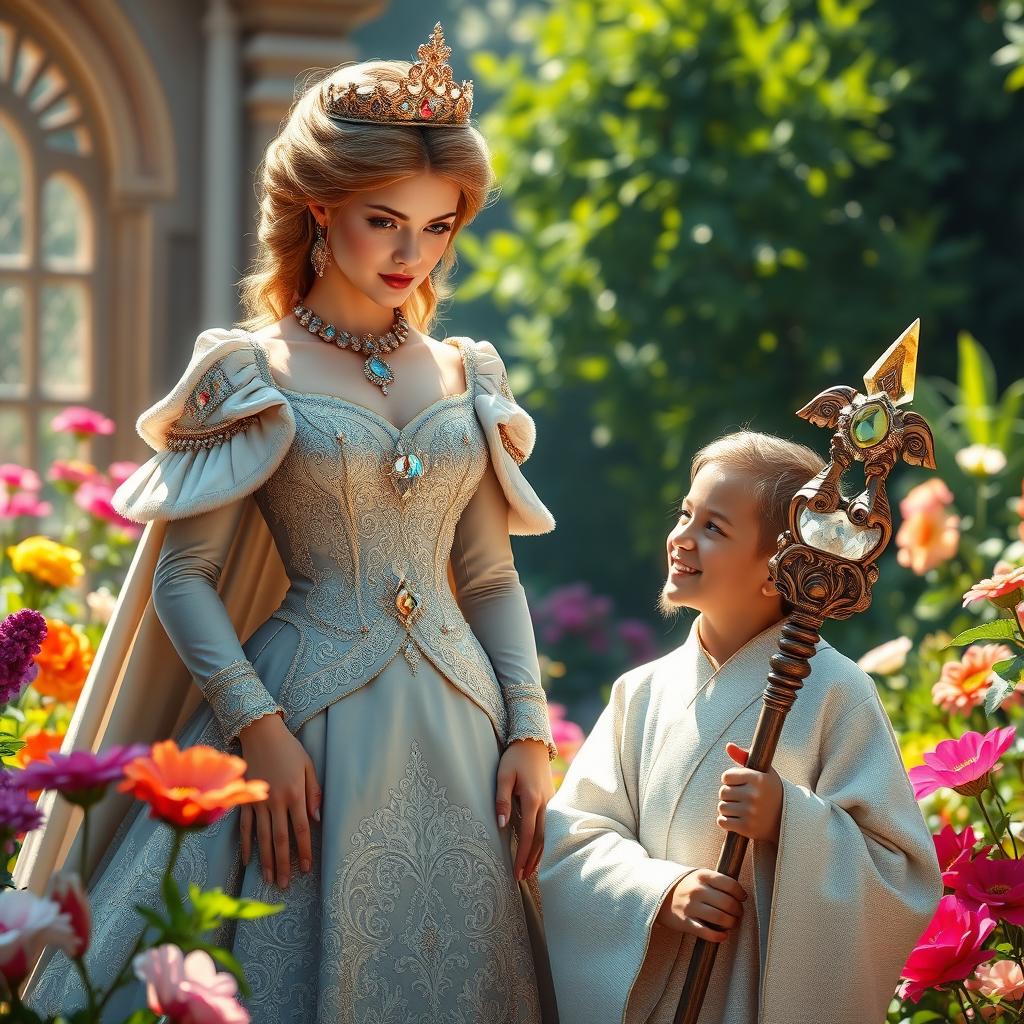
[6,536,84,590]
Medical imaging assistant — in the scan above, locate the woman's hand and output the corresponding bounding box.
[495,739,554,881]
[238,712,321,889]
[656,868,747,942]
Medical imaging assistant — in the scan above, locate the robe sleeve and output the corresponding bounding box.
[112,329,295,743]
[756,679,942,1023]
[538,673,693,1023]
[451,457,554,757]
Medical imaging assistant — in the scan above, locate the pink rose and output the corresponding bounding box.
[50,406,115,436]
[0,890,77,986]
[896,479,960,576]
[968,959,1024,1002]
[45,871,90,956]
[133,945,250,1024]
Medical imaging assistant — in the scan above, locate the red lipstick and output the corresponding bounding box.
[379,274,414,290]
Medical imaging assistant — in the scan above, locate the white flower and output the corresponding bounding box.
[956,444,1007,477]
[857,636,912,676]
[86,585,116,625]
[0,890,76,985]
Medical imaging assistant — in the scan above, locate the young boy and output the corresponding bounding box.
[538,431,941,1024]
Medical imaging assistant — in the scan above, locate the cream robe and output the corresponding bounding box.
[538,618,941,1024]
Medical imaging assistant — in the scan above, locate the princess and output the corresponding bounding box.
[21,25,558,1022]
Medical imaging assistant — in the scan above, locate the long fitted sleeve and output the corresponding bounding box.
[451,459,555,755]
[152,498,283,742]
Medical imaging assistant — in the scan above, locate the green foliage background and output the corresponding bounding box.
[358,0,1024,662]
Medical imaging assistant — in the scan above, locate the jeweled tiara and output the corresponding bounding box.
[325,23,473,128]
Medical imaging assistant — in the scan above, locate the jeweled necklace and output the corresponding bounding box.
[293,302,410,396]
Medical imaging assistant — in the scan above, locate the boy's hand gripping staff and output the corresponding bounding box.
[675,320,935,1024]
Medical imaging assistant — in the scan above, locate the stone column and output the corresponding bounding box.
[201,0,242,327]
[239,1,386,287]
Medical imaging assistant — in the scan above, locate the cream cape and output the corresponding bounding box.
[538,618,941,1024]
[15,329,554,898]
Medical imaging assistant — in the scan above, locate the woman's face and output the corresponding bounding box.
[322,172,462,309]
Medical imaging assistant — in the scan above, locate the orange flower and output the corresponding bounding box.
[119,740,268,829]
[896,479,960,576]
[932,644,1014,714]
[31,619,94,703]
[15,731,65,768]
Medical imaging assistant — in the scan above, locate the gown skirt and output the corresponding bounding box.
[27,614,548,1024]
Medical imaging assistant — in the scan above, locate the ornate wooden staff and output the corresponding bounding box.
[674,320,936,1024]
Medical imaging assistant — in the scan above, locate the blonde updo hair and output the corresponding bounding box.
[240,60,493,332]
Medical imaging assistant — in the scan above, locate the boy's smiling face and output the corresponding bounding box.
[662,462,780,621]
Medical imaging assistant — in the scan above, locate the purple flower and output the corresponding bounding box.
[0,783,44,854]
[618,619,658,664]
[19,744,150,805]
[0,609,47,705]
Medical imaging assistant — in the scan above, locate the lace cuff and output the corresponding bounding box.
[502,681,557,760]
[201,658,283,743]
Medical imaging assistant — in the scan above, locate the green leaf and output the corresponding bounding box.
[122,1011,158,1024]
[189,887,284,924]
[948,620,1020,647]
[957,331,996,444]
[994,656,1024,682]
[986,675,1016,715]
[0,738,25,758]
[163,873,184,924]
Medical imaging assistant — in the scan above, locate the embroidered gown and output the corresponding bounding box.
[25,329,557,1023]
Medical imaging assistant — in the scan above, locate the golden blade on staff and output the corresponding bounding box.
[674,320,935,1024]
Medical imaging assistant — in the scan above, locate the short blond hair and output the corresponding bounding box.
[690,431,825,553]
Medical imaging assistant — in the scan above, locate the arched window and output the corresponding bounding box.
[0,17,103,469]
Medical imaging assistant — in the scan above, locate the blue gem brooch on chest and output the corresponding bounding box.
[294,303,410,396]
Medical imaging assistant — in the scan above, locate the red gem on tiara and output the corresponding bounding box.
[420,99,434,119]
[198,392,210,406]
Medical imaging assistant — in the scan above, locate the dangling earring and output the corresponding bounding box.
[311,223,330,278]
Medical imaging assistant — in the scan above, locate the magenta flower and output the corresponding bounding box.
[133,945,250,1024]
[908,726,1016,800]
[933,824,987,880]
[899,895,996,1002]
[74,479,142,537]
[0,491,53,520]
[50,406,115,436]
[19,744,150,806]
[0,781,45,854]
[0,464,41,491]
[0,609,47,704]
[107,460,139,486]
[548,703,585,761]
[950,857,1024,926]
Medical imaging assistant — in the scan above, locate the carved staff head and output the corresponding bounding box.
[770,320,936,621]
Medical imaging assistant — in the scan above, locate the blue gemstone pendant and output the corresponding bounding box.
[364,355,395,396]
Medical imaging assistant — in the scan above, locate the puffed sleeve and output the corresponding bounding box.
[112,329,295,742]
[112,329,295,523]
[470,340,555,537]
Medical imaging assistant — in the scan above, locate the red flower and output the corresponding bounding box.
[899,895,996,1002]
[50,406,115,436]
[933,824,988,878]
[949,857,1024,926]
